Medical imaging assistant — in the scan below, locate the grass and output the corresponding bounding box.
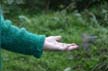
[2,11,108,71]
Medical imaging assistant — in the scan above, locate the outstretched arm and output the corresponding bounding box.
[1,15,78,58]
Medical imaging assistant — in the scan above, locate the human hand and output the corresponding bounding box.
[43,36,79,51]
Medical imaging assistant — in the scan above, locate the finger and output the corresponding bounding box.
[64,44,79,51]
[58,43,76,47]
[68,46,78,50]
[53,36,62,41]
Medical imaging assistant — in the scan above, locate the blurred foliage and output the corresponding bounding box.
[1,0,108,27]
[1,0,108,11]
[91,61,108,71]
[1,0,108,71]
[2,11,108,71]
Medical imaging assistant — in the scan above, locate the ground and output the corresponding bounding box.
[2,12,108,71]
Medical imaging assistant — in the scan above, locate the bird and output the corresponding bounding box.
[82,33,97,51]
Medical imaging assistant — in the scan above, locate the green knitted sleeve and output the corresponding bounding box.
[1,15,45,58]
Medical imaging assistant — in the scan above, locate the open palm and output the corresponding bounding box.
[43,36,79,51]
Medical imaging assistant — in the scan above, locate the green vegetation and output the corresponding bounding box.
[1,0,108,71]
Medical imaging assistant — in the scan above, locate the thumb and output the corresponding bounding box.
[53,36,62,41]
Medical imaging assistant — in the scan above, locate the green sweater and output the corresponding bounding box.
[0,11,45,70]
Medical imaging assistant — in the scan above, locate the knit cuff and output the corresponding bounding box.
[32,35,45,58]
